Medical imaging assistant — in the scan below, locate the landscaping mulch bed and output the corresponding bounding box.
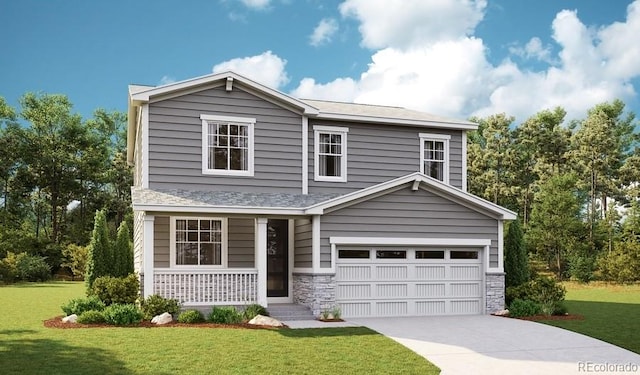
[44,316,287,329]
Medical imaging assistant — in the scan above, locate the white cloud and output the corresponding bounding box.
[309,18,339,47]
[212,51,289,89]
[239,0,270,10]
[509,37,554,63]
[159,75,176,85]
[339,0,487,49]
[292,0,640,123]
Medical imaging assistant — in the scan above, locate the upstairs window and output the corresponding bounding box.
[420,133,450,183]
[201,114,255,176]
[314,125,348,182]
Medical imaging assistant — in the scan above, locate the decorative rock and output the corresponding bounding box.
[151,312,173,325]
[493,309,510,317]
[248,314,284,327]
[62,314,78,323]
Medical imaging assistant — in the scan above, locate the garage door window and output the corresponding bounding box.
[338,250,370,259]
[376,250,406,259]
[416,250,445,259]
[450,251,478,259]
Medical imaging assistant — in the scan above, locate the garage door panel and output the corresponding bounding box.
[450,300,481,314]
[337,284,371,299]
[451,282,481,297]
[376,265,407,279]
[416,265,446,279]
[337,265,371,280]
[341,302,371,317]
[416,283,446,297]
[416,301,446,315]
[377,301,408,316]
[450,265,481,279]
[377,283,408,297]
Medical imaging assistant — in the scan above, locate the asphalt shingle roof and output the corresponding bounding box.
[131,188,339,209]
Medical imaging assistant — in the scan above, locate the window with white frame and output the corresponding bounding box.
[420,133,450,183]
[201,114,254,176]
[314,125,348,182]
[172,217,227,267]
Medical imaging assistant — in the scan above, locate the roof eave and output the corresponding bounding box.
[313,112,478,130]
[133,203,307,216]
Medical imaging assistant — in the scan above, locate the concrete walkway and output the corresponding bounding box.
[348,316,640,375]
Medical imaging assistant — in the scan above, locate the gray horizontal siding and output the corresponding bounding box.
[154,216,170,268]
[294,218,312,268]
[308,120,464,195]
[321,186,498,268]
[147,86,303,193]
[228,218,255,268]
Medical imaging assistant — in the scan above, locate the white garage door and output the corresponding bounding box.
[336,247,483,317]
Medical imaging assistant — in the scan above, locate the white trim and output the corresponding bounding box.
[313,126,348,182]
[255,218,268,307]
[329,237,492,246]
[132,204,306,216]
[201,114,255,176]
[312,215,321,272]
[141,104,149,189]
[462,131,468,191]
[302,116,309,195]
[225,77,233,92]
[169,217,228,268]
[305,172,517,220]
[497,221,504,272]
[292,267,315,274]
[142,214,155,298]
[484,244,492,274]
[419,133,450,184]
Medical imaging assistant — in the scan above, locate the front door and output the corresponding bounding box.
[267,219,288,297]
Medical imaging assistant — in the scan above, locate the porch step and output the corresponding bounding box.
[268,303,315,321]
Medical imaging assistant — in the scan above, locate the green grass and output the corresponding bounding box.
[0,282,439,374]
[539,282,640,354]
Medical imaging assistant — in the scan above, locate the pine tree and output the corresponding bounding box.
[85,209,112,292]
[113,220,133,277]
[505,219,529,287]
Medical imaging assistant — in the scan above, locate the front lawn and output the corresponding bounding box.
[539,282,640,354]
[0,282,439,374]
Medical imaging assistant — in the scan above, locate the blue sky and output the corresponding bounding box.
[1,0,639,124]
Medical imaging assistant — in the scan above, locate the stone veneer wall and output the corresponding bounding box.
[485,272,505,313]
[292,273,336,317]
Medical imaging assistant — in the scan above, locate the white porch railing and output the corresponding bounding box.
[153,269,258,305]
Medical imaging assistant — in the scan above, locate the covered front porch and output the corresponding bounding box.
[138,214,323,308]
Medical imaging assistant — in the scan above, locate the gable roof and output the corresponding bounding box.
[305,172,517,220]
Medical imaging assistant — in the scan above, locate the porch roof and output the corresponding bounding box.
[131,188,339,214]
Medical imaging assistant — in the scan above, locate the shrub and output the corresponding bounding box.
[113,221,133,277]
[509,299,542,317]
[553,301,568,315]
[61,244,88,280]
[505,275,565,311]
[568,254,595,283]
[91,274,139,305]
[505,219,529,287]
[177,309,205,324]
[208,306,242,324]
[77,310,106,324]
[85,210,113,291]
[140,294,181,320]
[241,304,268,321]
[15,253,52,281]
[597,240,640,283]
[0,252,19,283]
[103,303,143,325]
[61,296,105,316]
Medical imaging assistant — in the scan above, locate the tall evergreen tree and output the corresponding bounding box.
[113,220,133,277]
[85,209,112,291]
[505,219,529,287]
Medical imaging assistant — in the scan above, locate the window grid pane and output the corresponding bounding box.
[318,132,344,177]
[176,219,223,266]
[207,121,250,171]
[423,140,445,181]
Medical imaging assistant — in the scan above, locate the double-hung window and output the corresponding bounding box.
[420,133,450,183]
[201,114,254,176]
[171,217,227,267]
[314,125,348,182]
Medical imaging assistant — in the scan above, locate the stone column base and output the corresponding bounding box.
[292,273,336,317]
[486,272,505,314]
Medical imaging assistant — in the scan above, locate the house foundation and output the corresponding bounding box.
[292,273,336,317]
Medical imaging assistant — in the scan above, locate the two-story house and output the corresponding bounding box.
[127,71,516,318]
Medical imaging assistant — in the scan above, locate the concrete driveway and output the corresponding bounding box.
[350,316,640,375]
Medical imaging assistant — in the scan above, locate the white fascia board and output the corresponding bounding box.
[133,204,306,216]
[313,113,478,131]
[329,237,492,246]
[130,71,319,115]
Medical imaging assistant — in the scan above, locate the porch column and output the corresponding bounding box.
[255,218,268,307]
[312,215,321,272]
[143,214,155,298]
